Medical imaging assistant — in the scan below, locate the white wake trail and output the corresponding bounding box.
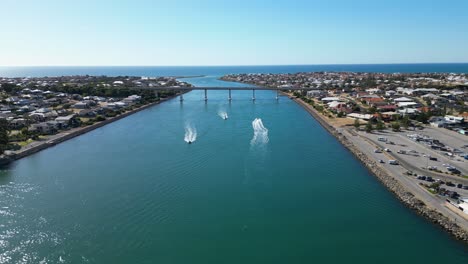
[184,124,197,143]
[250,118,269,145]
[218,111,228,120]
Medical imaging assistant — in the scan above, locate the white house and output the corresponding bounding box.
[393,97,414,103]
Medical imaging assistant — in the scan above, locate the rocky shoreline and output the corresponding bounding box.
[289,94,468,243]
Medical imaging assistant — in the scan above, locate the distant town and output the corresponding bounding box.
[0,76,191,161]
[222,72,467,131]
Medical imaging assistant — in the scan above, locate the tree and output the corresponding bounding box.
[391,122,401,132]
[367,106,377,114]
[365,122,373,133]
[354,119,361,130]
[0,119,10,153]
[1,83,17,93]
[401,116,410,129]
[376,119,385,131]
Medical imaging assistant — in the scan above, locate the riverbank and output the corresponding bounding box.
[0,92,188,167]
[287,93,468,242]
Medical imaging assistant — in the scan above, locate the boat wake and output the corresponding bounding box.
[184,124,197,143]
[250,118,269,145]
[218,111,228,120]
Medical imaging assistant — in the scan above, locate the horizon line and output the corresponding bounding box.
[1,62,468,68]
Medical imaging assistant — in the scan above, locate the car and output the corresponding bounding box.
[384,148,391,152]
[463,186,468,190]
[446,182,455,187]
[378,159,384,163]
[374,149,382,153]
[457,184,463,188]
[429,156,437,161]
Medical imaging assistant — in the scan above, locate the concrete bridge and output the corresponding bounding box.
[135,86,315,101]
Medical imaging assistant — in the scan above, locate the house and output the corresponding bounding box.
[321,97,340,102]
[362,97,385,105]
[122,95,142,104]
[347,113,374,121]
[385,90,396,97]
[306,90,325,98]
[55,114,77,128]
[9,118,28,129]
[398,108,419,116]
[397,102,418,108]
[365,88,381,94]
[28,122,58,134]
[376,105,397,112]
[73,102,89,109]
[444,115,464,124]
[378,111,399,121]
[78,109,97,117]
[393,97,414,103]
[462,112,468,122]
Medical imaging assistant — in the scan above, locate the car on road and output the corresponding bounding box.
[388,160,399,165]
[384,148,391,152]
[429,156,437,161]
[378,159,384,163]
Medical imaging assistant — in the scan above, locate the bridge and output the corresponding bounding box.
[135,86,315,101]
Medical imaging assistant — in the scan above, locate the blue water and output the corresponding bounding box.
[0,64,468,78]
[0,67,467,263]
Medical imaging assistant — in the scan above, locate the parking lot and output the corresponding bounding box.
[362,129,468,176]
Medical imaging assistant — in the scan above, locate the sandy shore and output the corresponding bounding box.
[0,92,187,166]
[287,93,468,243]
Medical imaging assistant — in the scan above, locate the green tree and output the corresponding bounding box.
[1,83,17,93]
[401,116,410,129]
[376,119,385,131]
[354,119,360,130]
[365,122,373,133]
[391,122,401,132]
[367,106,377,114]
[0,119,10,153]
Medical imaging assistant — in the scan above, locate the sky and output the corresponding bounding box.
[1,0,467,66]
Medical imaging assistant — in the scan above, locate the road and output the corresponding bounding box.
[342,128,468,231]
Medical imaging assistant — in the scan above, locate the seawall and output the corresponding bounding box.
[289,94,468,242]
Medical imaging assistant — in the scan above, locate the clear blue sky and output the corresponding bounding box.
[1,0,467,66]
